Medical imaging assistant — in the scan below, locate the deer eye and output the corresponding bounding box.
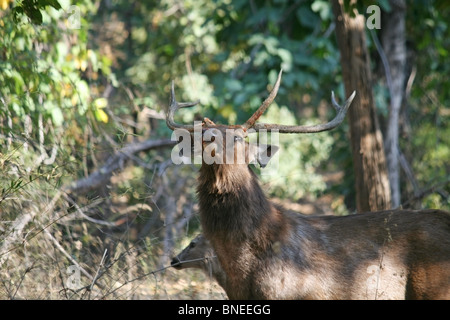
[234,136,243,142]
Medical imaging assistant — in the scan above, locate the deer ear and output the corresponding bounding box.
[249,144,279,168]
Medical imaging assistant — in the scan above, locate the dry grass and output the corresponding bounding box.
[0,141,225,300]
[0,215,227,300]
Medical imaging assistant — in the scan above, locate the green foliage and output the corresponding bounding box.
[12,0,61,25]
[3,0,447,211]
[402,3,450,209]
[258,103,333,200]
[1,0,113,130]
[123,0,342,200]
[0,0,449,299]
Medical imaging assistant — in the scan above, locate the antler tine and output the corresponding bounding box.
[243,69,283,130]
[252,90,356,133]
[166,81,200,132]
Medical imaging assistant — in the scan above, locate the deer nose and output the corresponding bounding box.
[170,257,182,269]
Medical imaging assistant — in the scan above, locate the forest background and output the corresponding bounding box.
[0,0,448,299]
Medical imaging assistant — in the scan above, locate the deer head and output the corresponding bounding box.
[167,70,356,169]
[170,234,217,270]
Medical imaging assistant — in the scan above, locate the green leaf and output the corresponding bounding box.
[94,97,108,109]
[51,105,64,126]
[277,48,293,71]
[296,6,319,29]
[12,7,24,22]
[377,0,391,12]
[95,108,109,123]
[224,78,242,92]
[41,0,62,10]
[24,5,43,25]
[311,0,331,20]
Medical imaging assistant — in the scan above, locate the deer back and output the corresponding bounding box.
[166,72,450,300]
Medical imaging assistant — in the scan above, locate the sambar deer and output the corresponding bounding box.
[171,234,227,292]
[167,70,450,300]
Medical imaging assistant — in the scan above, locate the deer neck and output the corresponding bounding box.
[197,163,283,246]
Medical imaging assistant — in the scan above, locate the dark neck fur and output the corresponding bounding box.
[197,163,284,246]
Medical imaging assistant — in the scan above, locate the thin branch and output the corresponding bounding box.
[402,179,450,208]
[404,65,417,100]
[398,150,420,197]
[42,226,97,284]
[0,191,62,268]
[10,261,36,299]
[62,194,117,227]
[369,28,394,98]
[64,138,176,194]
[90,249,108,291]
[102,264,174,299]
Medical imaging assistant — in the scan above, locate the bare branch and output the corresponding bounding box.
[0,191,62,268]
[65,138,176,194]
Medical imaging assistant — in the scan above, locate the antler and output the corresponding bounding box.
[242,69,355,133]
[166,81,200,132]
[243,70,283,130]
[251,90,356,133]
[167,71,356,134]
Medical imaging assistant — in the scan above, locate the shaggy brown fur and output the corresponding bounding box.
[196,128,450,300]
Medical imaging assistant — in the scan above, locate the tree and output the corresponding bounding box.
[380,0,407,208]
[331,0,391,212]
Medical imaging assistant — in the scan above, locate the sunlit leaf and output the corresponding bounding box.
[94,97,108,109]
[95,108,109,123]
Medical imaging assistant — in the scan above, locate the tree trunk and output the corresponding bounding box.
[332,0,391,212]
[381,0,407,208]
